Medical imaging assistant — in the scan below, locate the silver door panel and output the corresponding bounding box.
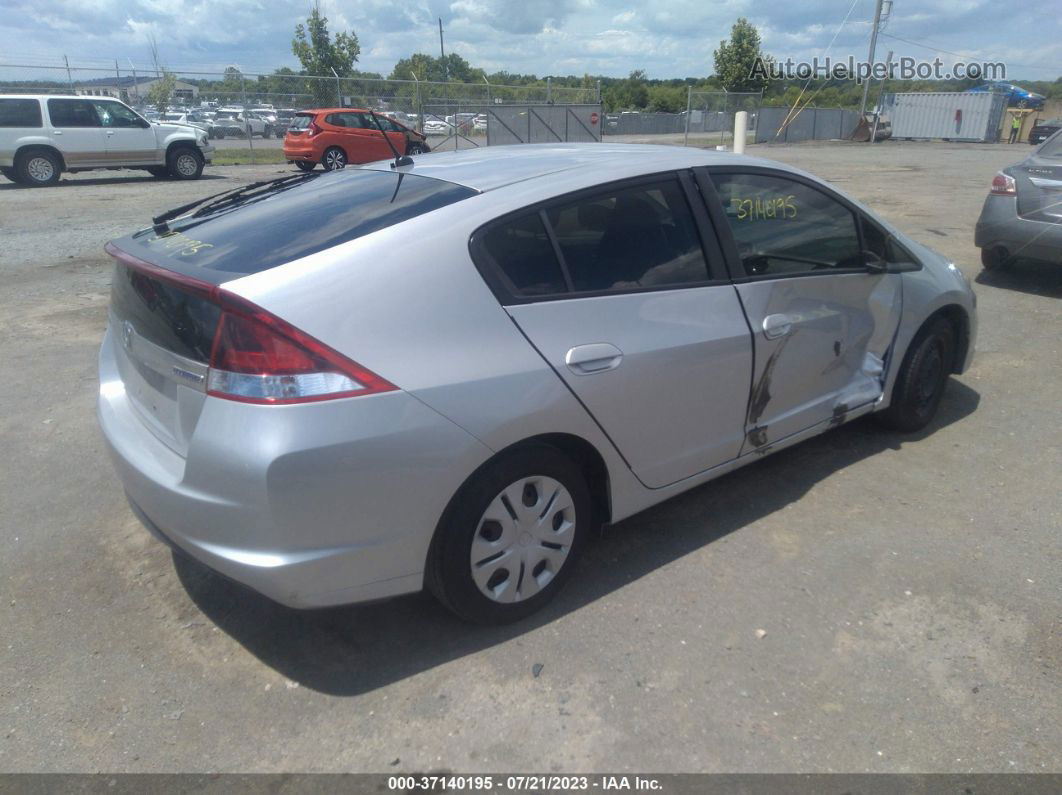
[736,272,902,450]
[507,286,752,489]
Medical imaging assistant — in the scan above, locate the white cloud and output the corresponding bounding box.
[0,0,1055,81]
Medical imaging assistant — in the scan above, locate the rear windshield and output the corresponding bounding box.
[1039,133,1062,157]
[0,98,43,127]
[289,114,314,130]
[115,168,477,277]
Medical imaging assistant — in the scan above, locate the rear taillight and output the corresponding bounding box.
[104,243,394,405]
[307,119,321,137]
[207,293,395,404]
[991,172,1017,195]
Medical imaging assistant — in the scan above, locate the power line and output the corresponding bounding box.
[878,32,1058,72]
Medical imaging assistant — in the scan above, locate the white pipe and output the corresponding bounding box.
[733,111,748,154]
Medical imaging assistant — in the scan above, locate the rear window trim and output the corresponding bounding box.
[469,170,730,306]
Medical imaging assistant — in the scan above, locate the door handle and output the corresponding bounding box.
[53,130,62,135]
[763,314,794,339]
[565,343,623,375]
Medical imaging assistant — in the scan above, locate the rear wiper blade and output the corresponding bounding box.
[151,173,317,233]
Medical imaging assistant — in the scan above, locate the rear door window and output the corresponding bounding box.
[480,213,569,297]
[0,98,43,127]
[47,98,101,128]
[547,178,710,292]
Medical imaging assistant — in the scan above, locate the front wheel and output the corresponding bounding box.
[875,318,956,432]
[167,146,204,180]
[294,160,315,172]
[427,445,592,624]
[321,146,347,170]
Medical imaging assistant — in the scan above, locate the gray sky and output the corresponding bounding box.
[1,0,1058,82]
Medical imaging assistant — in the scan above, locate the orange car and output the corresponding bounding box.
[283,108,430,171]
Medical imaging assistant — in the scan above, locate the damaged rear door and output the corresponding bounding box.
[701,167,902,452]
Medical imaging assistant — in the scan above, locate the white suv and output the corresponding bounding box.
[0,95,214,187]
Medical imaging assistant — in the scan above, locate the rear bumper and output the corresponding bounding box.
[97,327,492,608]
[283,143,316,162]
[975,195,1062,263]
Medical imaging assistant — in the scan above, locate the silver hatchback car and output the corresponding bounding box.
[98,144,976,623]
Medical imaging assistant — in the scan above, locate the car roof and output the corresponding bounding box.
[360,143,807,193]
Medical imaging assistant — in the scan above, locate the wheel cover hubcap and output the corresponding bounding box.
[326,150,345,168]
[27,157,53,182]
[470,476,575,604]
[176,154,197,176]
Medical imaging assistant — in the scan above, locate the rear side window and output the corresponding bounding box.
[481,213,568,296]
[0,98,42,127]
[546,179,709,292]
[47,98,101,128]
[117,169,478,276]
[289,114,313,130]
[711,172,862,277]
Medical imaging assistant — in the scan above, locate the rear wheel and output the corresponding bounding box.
[427,445,592,624]
[980,246,1012,271]
[15,148,61,187]
[406,141,429,155]
[876,318,956,432]
[294,160,315,172]
[167,146,204,180]
[322,146,347,171]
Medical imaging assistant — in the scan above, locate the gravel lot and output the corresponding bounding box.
[0,141,1059,773]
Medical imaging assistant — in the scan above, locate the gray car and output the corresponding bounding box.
[976,129,1062,269]
[97,144,977,623]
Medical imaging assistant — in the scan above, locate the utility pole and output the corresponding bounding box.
[859,0,886,119]
[870,49,893,143]
[128,59,138,103]
[439,18,448,81]
[63,55,73,92]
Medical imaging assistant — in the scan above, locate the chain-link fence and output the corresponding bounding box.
[598,90,760,147]
[0,61,601,162]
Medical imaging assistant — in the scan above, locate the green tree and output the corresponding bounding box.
[147,71,177,114]
[713,18,770,93]
[292,1,361,105]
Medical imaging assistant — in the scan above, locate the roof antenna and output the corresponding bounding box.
[368,110,414,169]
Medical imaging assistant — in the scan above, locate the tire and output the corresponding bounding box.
[1,166,21,184]
[427,445,593,624]
[146,166,169,179]
[275,128,286,139]
[406,141,428,155]
[980,246,1011,271]
[166,146,204,180]
[321,146,347,171]
[875,318,956,432]
[294,160,316,172]
[15,148,61,187]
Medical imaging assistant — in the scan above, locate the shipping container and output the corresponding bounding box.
[881,90,1007,142]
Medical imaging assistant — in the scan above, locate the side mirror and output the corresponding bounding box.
[863,249,888,273]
